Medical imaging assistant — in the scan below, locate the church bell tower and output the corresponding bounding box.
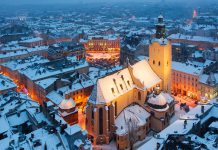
[149,15,172,93]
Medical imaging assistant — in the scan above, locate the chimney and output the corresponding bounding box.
[54,78,60,91]
[201,105,204,113]
[68,84,72,89]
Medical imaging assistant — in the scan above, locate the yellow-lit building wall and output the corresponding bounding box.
[149,41,172,93]
[172,70,199,99]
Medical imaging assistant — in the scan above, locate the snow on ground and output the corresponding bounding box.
[170,104,184,124]
[133,130,155,149]
[87,52,119,59]
[78,109,86,130]
[93,140,117,150]
[170,101,193,124]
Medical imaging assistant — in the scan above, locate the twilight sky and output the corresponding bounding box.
[0,0,216,5]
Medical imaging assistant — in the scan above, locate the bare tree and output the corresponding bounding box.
[127,118,138,150]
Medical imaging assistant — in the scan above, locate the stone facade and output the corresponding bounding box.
[85,16,174,150]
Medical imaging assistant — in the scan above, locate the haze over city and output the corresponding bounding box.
[0,0,217,150]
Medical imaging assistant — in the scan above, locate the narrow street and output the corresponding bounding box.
[78,108,86,130]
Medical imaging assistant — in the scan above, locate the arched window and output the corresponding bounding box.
[111,88,115,94]
[99,108,103,134]
[108,106,110,132]
[158,61,161,66]
[138,92,141,100]
[115,101,117,116]
[92,108,94,119]
[120,84,123,90]
[127,80,130,86]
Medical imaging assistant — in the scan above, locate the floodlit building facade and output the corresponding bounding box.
[198,73,218,100]
[172,61,203,99]
[149,15,172,93]
[84,35,120,66]
[86,16,174,149]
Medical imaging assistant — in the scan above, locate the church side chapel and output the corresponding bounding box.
[86,16,175,150]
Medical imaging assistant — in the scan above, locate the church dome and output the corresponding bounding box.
[147,93,168,109]
[59,98,76,110]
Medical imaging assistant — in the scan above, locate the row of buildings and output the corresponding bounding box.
[0,55,90,125]
[0,9,217,150]
[0,91,92,150]
[138,98,218,150]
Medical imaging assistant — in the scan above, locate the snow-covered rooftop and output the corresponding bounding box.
[138,103,217,150]
[209,121,218,129]
[169,33,218,44]
[172,61,203,76]
[65,124,82,135]
[36,77,58,89]
[2,55,49,71]
[0,46,48,59]
[89,59,161,104]
[88,34,119,41]
[148,94,167,106]
[59,98,76,110]
[115,104,150,136]
[131,60,162,89]
[94,68,134,104]
[199,73,218,86]
[152,38,169,45]
[19,37,43,43]
[0,74,16,92]
[0,90,91,150]
[20,58,88,81]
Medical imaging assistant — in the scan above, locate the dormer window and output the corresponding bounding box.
[121,75,124,80]
[127,80,130,86]
[120,84,123,90]
[111,88,115,94]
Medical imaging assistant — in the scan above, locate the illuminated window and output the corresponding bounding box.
[99,108,103,134]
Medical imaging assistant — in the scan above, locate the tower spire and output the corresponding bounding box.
[149,15,171,93]
[155,15,166,39]
[193,9,197,18]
